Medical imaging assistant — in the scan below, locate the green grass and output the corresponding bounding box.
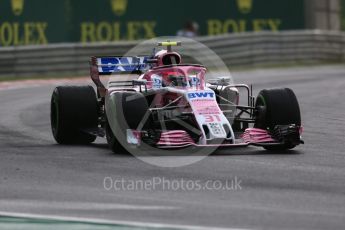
[0,216,158,230]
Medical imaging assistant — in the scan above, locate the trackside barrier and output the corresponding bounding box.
[0,30,344,78]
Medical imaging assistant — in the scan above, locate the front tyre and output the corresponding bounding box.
[106,92,149,153]
[254,88,301,150]
[51,86,98,144]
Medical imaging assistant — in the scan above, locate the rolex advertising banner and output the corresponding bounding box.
[341,0,345,31]
[0,0,305,46]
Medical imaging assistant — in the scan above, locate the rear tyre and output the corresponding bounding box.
[50,86,98,144]
[106,92,149,153]
[254,88,301,150]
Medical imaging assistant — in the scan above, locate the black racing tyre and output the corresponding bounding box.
[254,88,301,150]
[106,119,126,154]
[50,86,98,144]
[106,92,149,153]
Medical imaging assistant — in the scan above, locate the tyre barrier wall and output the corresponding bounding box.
[0,30,344,78]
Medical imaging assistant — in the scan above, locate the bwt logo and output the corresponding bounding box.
[188,92,214,99]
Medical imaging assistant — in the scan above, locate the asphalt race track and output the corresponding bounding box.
[0,65,345,230]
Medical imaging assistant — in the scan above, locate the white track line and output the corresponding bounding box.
[0,211,250,230]
[0,200,179,211]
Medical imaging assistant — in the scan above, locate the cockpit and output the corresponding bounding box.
[141,65,207,90]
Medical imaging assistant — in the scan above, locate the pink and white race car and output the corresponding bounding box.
[50,41,303,152]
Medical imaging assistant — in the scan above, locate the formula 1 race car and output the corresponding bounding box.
[50,41,303,152]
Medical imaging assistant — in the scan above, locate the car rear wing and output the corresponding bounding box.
[91,56,150,75]
[89,56,150,97]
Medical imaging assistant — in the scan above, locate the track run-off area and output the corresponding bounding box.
[0,65,345,229]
